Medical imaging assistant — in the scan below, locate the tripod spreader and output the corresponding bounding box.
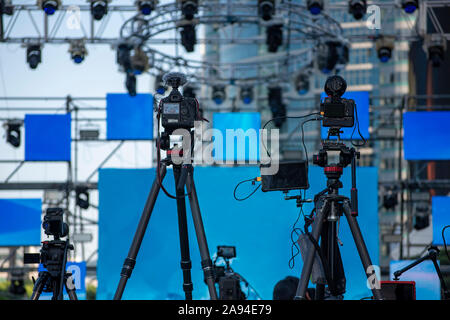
[393,246,450,300]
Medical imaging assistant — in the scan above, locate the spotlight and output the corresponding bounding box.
[180,0,198,20]
[401,0,418,14]
[126,73,137,97]
[3,120,22,148]
[75,186,90,210]
[37,0,60,15]
[294,72,309,95]
[375,36,394,63]
[268,86,286,128]
[90,0,108,21]
[212,86,226,105]
[136,0,157,16]
[180,24,197,52]
[413,203,429,230]
[116,42,132,72]
[69,40,87,64]
[382,192,398,210]
[348,0,366,20]
[266,24,283,53]
[183,85,196,98]
[26,44,41,69]
[307,0,323,15]
[1,0,14,15]
[258,0,275,21]
[131,47,149,74]
[316,41,340,74]
[425,34,447,68]
[240,86,254,104]
[154,73,167,95]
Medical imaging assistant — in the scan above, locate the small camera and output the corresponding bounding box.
[320,75,355,128]
[160,72,198,131]
[217,245,236,259]
[42,207,68,239]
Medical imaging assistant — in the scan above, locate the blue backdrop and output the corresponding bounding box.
[0,198,41,246]
[25,114,71,161]
[432,196,450,245]
[106,93,153,140]
[320,91,370,140]
[404,111,450,160]
[97,166,379,300]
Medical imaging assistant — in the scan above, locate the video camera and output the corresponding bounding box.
[159,72,199,133]
[320,75,355,128]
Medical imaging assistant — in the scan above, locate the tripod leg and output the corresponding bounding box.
[173,166,194,300]
[295,200,330,300]
[65,273,78,300]
[342,200,383,300]
[185,172,218,300]
[113,163,167,300]
[30,271,50,301]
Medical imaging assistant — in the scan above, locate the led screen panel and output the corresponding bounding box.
[432,196,450,245]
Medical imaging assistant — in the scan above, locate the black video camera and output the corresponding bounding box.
[160,72,198,132]
[42,207,68,239]
[320,75,355,128]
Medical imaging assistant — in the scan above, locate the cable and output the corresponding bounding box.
[442,225,450,262]
[233,178,261,201]
[350,102,366,147]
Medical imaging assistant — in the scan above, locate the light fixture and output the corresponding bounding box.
[268,86,286,128]
[136,0,157,16]
[258,0,275,21]
[1,0,14,15]
[375,36,395,63]
[316,41,341,74]
[116,41,132,72]
[266,24,283,53]
[75,186,90,210]
[401,0,418,14]
[154,73,167,95]
[90,0,108,20]
[126,73,137,97]
[37,0,61,15]
[180,24,196,52]
[212,85,226,105]
[69,40,87,64]
[131,47,149,74]
[4,119,22,148]
[26,44,42,69]
[307,0,323,15]
[348,0,367,20]
[425,33,447,68]
[180,0,198,20]
[294,72,309,95]
[240,86,254,104]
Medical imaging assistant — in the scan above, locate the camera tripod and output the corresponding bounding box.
[295,139,383,300]
[29,240,78,300]
[114,141,218,300]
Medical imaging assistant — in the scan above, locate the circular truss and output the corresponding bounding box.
[118,1,347,87]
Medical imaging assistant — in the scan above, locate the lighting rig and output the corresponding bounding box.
[90,0,109,20]
[348,0,367,20]
[37,0,60,15]
[424,33,447,68]
[266,24,283,53]
[240,86,254,105]
[68,40,88,64]
[212,86,226,105]
[136,0,157,16]
[307,0,323,15]
[3,119,22,148]
[26,44,42,69]
[258,0,275,21]
[268,86,286,128]
[375,36,395,63]
[401,0,418,14]
[179,0,198,20]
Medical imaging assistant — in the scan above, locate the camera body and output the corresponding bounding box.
[160,72,199,132]
[42,207,68,239]
[320,75,355,128]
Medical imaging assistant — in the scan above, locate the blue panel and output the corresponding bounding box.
[432,196,450,245]
[106,93,153,140]
[25,114,71,161]
[390,260,441,300]
[0,198,41,246]
[97,166,378,300]
[213,112,260,162]
[320,91,370,140]
[404,112,450,160]
[38,262,86,300]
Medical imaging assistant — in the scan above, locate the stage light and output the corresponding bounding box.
[136,0,157,16]
[4,120,22,148]
[383,192,398,210]
[316,41,341,74]
[26,44,41,69]
[126,73,137,97]
[154,73,167,95]
[425,34,447,68]
[37,0,60,15]
[1,0,14,15]
[91,0,108,20]
[375,36,394,63]
[268,86,286,128]
[266,24,283,53]
[240,86,254,104]
[307,0,323,15]
[69,40,87,64]
[212,85,226,105]
[294,72,309,95]
[258,0,275,21]
[183,85,196,98]
[76,186,90,210]
[348,0,366,20]
[131,47,149,74]
[413,203,429,230]
[180,0,198,20]
[116,42,132,72]
[180,24,196,52]
[401,0,418,14]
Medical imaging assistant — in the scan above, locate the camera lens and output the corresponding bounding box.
[324,75,347,98]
